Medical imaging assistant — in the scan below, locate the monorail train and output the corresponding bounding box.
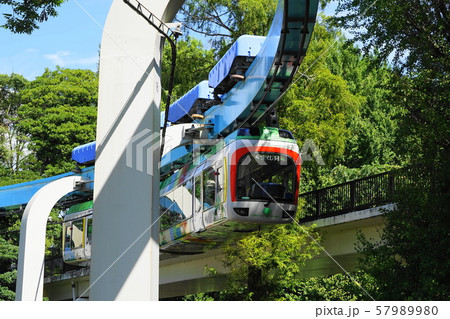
[63,20,315,263]
[63,127,301,264]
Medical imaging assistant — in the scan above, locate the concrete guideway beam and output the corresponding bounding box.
[15,176,83,301]
[89,0,184,300]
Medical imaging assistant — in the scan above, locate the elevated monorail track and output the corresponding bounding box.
[159,0,318,174]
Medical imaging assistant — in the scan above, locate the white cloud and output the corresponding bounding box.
[44,51,71,66]
[44,51,98,68]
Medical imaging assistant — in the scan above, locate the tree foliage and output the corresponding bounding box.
[0,73,38,185]
[278,21,362,169]
[183,271,377,301]
[1,0,66,34]
[220,224,321,300]
[0,0,447,301]
[357,166,450,300]
[0,67,95,300]
[18,67,98,175]
[325,41,403,168]
[178,0,277,54]
[332,0,450,300]
[276,18,402,192]
[161,37,216,108]
[277,271,377,301]
[332,0,449,73]
[0,214,19,301]
[330,0,450,166]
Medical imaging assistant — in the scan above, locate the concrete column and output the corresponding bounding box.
[89,0,184,300]
[15,176,82,301]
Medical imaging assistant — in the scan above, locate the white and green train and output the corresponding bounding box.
[63,127,301,264]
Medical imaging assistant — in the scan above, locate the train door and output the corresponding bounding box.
[215,160,225,220]
[193,174,205,232]
[202,166,217,227]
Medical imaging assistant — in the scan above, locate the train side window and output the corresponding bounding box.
[183,179,194,219]
[203,168,215,209]
[195,175,202,212]
[172,185,188,221]
[216,166,224,204]
[86,217,93,245]
[160,194,173,230]
[64,224,71,249]
[70,219,84,249]
[160,190,187,230]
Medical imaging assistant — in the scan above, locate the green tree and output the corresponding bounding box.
[331,0,449,164]
[357,166,450,300]
[221,224,321,300]
[332,0,450,299]
[161,37,216,108]
[0,208,64,301]
[331,0,449,73]
[1,0,66,34]
[0,73,41,186]
[277,20,363,191]
[1,74,26,169]
[182,271,377,301]
[178,0,277,54]
[18,67,98,176]
[0,212,20,301]
[324,40,402,168]
[278,271,377,301]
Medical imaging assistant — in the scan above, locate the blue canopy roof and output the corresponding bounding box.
[167,80,214,123]
[208,35,266,89]
[72,141,96,164]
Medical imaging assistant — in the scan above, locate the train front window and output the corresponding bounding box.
[236,152,296,203]
[64,219,84,250]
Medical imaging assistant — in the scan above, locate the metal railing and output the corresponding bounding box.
[298,167,414,222]
[43,168,416,278]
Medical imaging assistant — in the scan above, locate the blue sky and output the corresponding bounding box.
[1,0,337,80]
[1,0,113,79]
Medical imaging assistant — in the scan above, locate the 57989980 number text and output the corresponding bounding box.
[376,305,438,316]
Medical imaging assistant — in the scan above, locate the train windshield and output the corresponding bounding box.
[236,152,297,203]
[64,219,84,250]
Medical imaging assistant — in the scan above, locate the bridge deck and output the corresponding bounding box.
[43,203,392,300]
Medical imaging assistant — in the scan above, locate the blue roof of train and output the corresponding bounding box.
[208,35,266,89]
[167,80,214,123]
[72,141,96,164]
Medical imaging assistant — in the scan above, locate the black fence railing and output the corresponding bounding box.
[298,167,414,222]
[43,168,418,278]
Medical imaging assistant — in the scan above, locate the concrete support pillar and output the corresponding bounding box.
[89,0,184,300]
[15,176,82,301]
